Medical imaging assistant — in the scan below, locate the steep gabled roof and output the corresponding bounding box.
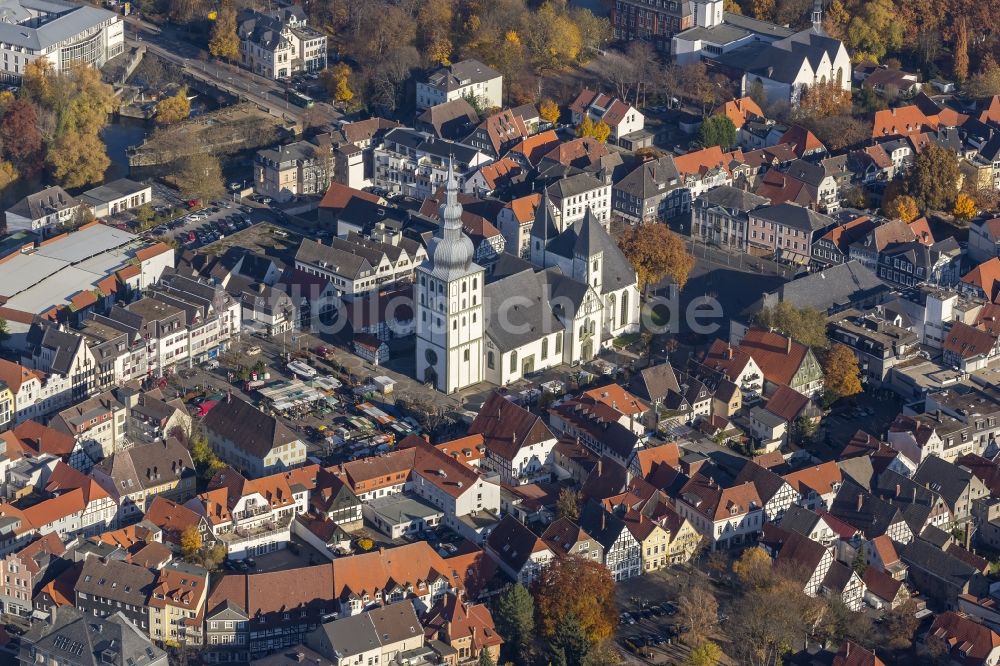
[469,392,555,462]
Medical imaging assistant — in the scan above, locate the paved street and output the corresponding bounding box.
[123,16,341,125]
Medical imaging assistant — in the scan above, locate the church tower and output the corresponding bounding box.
[571,208,604,293]
[414,159,485,394]
[529,188,558,268]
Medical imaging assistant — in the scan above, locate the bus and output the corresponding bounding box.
[288,91,315,109]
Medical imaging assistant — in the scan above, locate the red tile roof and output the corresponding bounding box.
[833,639,886,666]
[862,566,902,606]
[783,461,842,498]
[929,611,1000,664]
[713,97,764,128]
[510,131,560,167]
[873,105,936,137]
[738,327,809,387]
[778,125,826,157]
[318,183,382,213]
[943,321,998,360]
[764,385,810,423]
[507,193,541,225]
[962,257,1000,301]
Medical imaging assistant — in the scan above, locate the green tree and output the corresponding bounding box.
[135,203,156,229]
[0,318,9,347]
[208,1,240,61]
[756,302,828,348]
[552,613,590,666]
[686,642,723,666]
[478,650,496,666]
[910,141,960,211]
[844,0,904,62]
[965,59,1000,97]
[851,547,867,576]
[495,584,534,666]
[698,114,737,148]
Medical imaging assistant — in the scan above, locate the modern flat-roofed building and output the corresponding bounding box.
[0,223,174,321]
[79,178,152,218]
[0,0,123,82]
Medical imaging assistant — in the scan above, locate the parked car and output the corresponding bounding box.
[246,345,262,356]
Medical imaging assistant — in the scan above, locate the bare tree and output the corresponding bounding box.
[676,579,719,647]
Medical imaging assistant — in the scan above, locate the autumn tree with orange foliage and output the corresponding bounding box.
[538,98,560,124]
[618,223,695,292]
[822,343,863,401]
[733,547,774,590]
[884,194,920,222]
[534,555,617,648]
[953,192,977,220]
[796,80,852,120]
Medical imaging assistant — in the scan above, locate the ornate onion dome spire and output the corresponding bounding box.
[432,155,475,273]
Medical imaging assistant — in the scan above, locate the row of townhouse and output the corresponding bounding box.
[294,232,427,301]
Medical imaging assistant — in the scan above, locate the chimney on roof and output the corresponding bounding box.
[786,336,792,354]
[601,512,606,531]
[596,460,602,476]
[726,347,733,360]
[895,483,900,497]
[856,493,864,512]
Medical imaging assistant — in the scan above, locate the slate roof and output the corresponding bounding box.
[901,538,979,594]
[485,515,550,573]
[469,392,555,462]
[425,59,500,91]
[912,456,976,510]
[694,185,769,213]
[483,268,566,352]
[201,395,301,460]
[8,185,78,221]
[21,607,166,666]
[627,363,681,404]
[542,211,637,295]
[829,480,904,539]
[614,156,680,200]
[750,202,835,233]
[295,238,371,280]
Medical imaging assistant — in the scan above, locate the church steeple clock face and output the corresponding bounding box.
[425,349,438,366]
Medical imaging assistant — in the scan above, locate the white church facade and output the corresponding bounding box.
[415,178,641,394]
[672,0,850,107]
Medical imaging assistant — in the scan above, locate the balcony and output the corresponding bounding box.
[217,514,293,547]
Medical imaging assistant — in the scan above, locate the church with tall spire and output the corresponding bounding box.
[414,159,486,394]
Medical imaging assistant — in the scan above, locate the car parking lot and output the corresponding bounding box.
[151,200,273,250]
